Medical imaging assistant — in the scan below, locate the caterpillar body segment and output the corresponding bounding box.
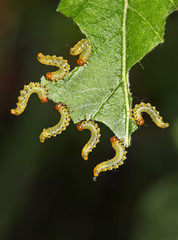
[11,82,48,115]
[77,120,100,160]
[132,102,169,128]
[70,39,92,66]
[93,136,127,179]
[39,103,70,143]
[37,53,70,81]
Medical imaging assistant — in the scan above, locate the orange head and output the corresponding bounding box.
[136,118,144,126]
[55,103,63,111]
[77,59,85,66]
[40,97,48,103]
[46,72,52,80]
[110,136,118,143]
[77,123,84,131]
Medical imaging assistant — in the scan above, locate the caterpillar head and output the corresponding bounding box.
[55,102,63,111]
[46,72,53,80]
[110,136,118,143]
[77,122,84,131]
[77,59,85,66]
[135,118,145,126]
[40,97,48,103]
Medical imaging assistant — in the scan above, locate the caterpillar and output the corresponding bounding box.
[70,39,92,66]
[132,102,169,128]
[93,136,127,180]
[39,102,71,143]
[37,53,70,81]
[11,82,48,115]
[77,120,100,160]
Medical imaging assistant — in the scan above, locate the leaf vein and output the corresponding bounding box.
[170,0,177,8]
[74,0,90,21]
[91,29,122,54]
[93,82,123,119]
[128,6,163,42]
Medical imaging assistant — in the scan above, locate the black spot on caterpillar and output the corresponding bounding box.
[39,102,71,143]
[93,136,127,180]
[132,102,169,128]
[11,82,48,115]
[70,39,92,66]
[37,53,70,81]
[77,120,100,160]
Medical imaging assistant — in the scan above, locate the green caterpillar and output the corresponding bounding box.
[70,39,92,66]
[39,103,71,143]
[77,120,100,160]
[93,136,127,180]
[132,102,169,128]
[11,82,48,115]
[37,53,70,81]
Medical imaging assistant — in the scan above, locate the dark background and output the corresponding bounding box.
[0,0,178,239]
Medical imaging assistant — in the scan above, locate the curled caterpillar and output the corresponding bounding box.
[37,53,70,81]
[11,82,48,115]
[132,102,169,128]
[70,39,92,66]
[77,120,100,160]
[93,136,127,180]
[39,102,71,143]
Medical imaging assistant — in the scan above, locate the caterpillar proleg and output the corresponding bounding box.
[77,120,100,160]
[37,53,70,81]
[132,102,169,128]
[70,39,92,66]
[93,136,127,180]
[39,103,71,143]
[11,82,48,115]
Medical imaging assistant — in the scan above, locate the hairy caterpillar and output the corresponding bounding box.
[39,102,70,143]
[37,53,70,81]
[93,136,127,180]
[11,82,48,115]
[132,102,169,128]
[70,39,92,66]
[77,120,100,160]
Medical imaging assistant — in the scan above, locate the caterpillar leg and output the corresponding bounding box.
[11,82,48,115]
[77,120,100,160]
[93,136,127,180]
[39,103,71,143]
[70,39,92,66]
[37,53,70,81]
[132,102,169,128]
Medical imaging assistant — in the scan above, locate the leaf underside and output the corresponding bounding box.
[41,0,178,147]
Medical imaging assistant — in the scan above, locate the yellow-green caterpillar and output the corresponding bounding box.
[39,103,71,143]
[132,102,169,128]
[37,53,70,81]
[11,82,48,115]
[77,120,100,160]
[93,136,127,180]
[70,39,92,66]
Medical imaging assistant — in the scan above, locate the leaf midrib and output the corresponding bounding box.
[121,0,130,146]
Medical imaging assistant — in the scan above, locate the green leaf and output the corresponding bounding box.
[41,0,178,147]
